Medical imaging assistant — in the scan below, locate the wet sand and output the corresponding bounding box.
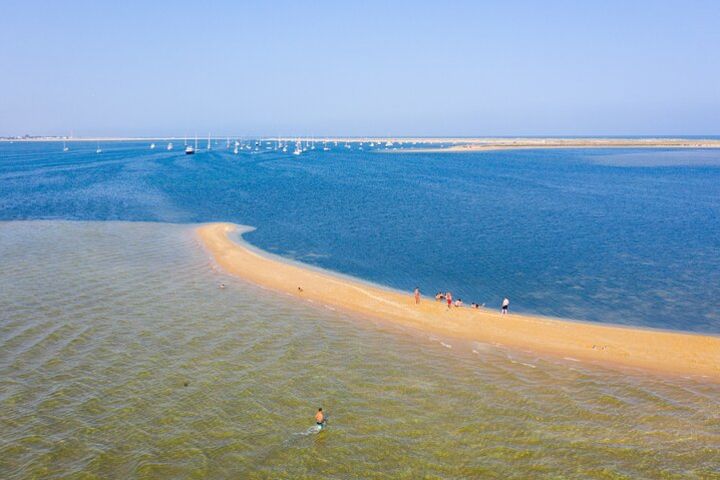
[197,223,720,380]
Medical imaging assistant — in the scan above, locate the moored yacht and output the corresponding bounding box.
[187,135,198,154]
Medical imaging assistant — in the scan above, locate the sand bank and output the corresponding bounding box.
[272,137,720,151]
[393,138,720,153]
[197,223,720,380]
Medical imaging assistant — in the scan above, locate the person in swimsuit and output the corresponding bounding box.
[501,297,510,314]
[315,408,325,427]
[414,287,420,304]
[446,292,453,308]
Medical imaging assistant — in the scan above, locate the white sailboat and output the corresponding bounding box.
[186,135,197,155]
[96,142,102,154]
[167,142,174,150]
[63,140,69,152]
[150,143,156,149]
[207,134,211,150]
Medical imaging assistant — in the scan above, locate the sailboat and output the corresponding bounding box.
[186,135,197,154]
[96,142,102,154]
[207,134,211,150]
[167,142,174,150]
[63,140,69,152]
[150,143,156,149]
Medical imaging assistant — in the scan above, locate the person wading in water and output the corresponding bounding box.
[315,408,326,428]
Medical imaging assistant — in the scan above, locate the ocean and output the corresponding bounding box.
[1,141,719,478]
[2,140,719,332]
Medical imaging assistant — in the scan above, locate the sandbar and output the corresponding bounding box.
[197,223,720,380]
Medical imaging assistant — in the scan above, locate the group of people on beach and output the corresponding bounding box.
[414,287,509,313]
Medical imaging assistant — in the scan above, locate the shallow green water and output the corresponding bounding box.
[1,221,718,479]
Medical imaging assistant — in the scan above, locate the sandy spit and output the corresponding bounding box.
[197,223,720,381]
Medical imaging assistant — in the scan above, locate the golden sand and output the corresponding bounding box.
[198,223,720,380]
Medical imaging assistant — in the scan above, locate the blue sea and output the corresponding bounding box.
[2,140,719,333]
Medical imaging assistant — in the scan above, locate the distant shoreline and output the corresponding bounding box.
[3,136,720,151]
[399,138,720,152]
[197,222,720,381]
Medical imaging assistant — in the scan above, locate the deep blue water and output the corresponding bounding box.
[2,141,719,333]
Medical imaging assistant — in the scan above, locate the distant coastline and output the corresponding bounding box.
[3,136,720,152]
[397,137,720,152]
[197,223,720,381]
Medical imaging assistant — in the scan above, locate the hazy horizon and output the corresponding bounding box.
[2,0,719,137]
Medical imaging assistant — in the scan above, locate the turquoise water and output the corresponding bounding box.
[1,221,719,479]
[2,141,719,332]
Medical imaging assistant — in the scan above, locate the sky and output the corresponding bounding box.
[1,0,719,137]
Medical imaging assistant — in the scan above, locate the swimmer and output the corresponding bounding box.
[414,287,420,304]
[446,292,453,308]
[315,408,326,427]
[455,298,463,308]
[501,297,510,314]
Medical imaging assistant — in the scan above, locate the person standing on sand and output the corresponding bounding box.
[446,292,453,308]
[501,297,510,314]
[414,287,420,304]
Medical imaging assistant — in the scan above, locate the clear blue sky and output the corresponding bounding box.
[1,0,718,137]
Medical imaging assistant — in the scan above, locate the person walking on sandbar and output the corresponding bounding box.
[414,287,420,304]
[501,297,510,314]
[446,291,453,309]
